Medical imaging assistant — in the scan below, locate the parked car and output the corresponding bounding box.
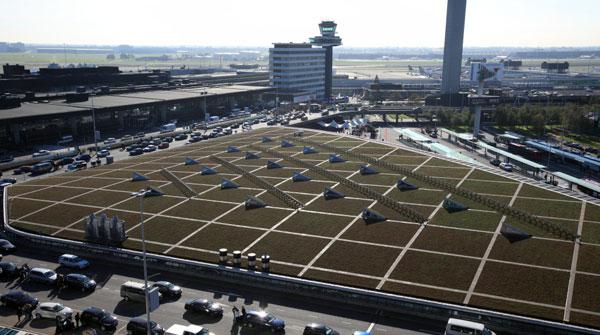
[444,318,496,335]
[499,162,513,172]
[0,178,17,184]
[67,161,87,170]
[175,134,188,141]
[97,149,110,158]
[489,158,501,166]
[143,145,157,153]
[32,161,53,175]
[184,298,223,317]
[130,148,144,156]
[13,166,32,175]
[58,254,90,269]
[127,317,165,335]
[152,281,182,300]
[0,239,16,253]
[64,273,97,292]
[58,157,75,165]
[304,323,340,335]
[166,324,213,335]
[32,150,51,158]
[27,267,58,285]
[237,310,285,333]
[0,262,19,279]
[35,302,73,321]
[121,135,133,142]
[80,307,118,331]
[77,153,92,162]
[0,291,39,309]
[104,138,116,145]
[162,137,173,143]
[135,132,145,138]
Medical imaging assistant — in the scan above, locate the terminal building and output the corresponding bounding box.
[269,43,326,102]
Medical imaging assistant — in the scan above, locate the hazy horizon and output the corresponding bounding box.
[1,0,599,48]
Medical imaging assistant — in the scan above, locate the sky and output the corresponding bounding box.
[1,0,599,48]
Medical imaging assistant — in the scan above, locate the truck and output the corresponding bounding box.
[166,324,213,335]
[160,123,177,133]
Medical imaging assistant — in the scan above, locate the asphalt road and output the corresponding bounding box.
[0,249,442,335]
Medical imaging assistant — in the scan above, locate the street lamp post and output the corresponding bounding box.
[91,90,99,154]
[131,188,152,335]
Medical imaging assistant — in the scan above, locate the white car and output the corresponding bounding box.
[58,254,90,269]
[499,162,513,172]
[35,302,73,321]
[104,138,116,144]
[97,149,110,158]
[32,150,51,158]
[143,145,157,152]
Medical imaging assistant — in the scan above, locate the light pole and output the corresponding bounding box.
[91,90,99,154]
[131,188,152,335]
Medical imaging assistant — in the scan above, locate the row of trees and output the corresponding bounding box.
[424,104,599,137]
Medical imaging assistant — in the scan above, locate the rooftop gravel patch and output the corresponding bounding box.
[390,251,480,290]
[62,177,123,189]
[412,226,492,257]
[114,196,184,214]
[447,194,511,210]
[22,176,79,186]
[24,186,91,202]
[21,203,96,227]
[585,203,600,222]
[128,216,207,245]
[254,167,305,179]
[131,162,175,171]
[8,198,58,220]
[504,217,578,240]
[581,221,600,244]
[429,210,502,232]
[181,173,239,186]
[199,188,262,203]
[349,147,395,155]
[381,281,466,304]
[518,184,575,201]
[302,269,379,289]
[331,184,390,199]
[570,312,600,330]
[468,295,564,323]
[489,237,574,269]
[571,274,600,315]
[415,166,471,179]
[98,170,146,179]
[6,185,45,196]
[278,180,336,195]
[513,197,582,220]
[181,223,263,252]
[474,261,569,306]
[341,219,419,247]
[369,202,431,222]
[319,161,366,171]
[276,211,353,237]
[163,199,236,221]
[159,183,211,197]
[576,244,600,275]
[349,173,402,187]
[459,180,519,196]
[313,240,401,277]
[304,197,372,216]
[423,158,466,168]
[251,232,330,265]
[468,170,513,182]
[110,180,168,193]
[386,188,446,205]
[218,207,292,229]
[68,189,132,208]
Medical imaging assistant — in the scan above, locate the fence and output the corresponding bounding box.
[209,155,303,209]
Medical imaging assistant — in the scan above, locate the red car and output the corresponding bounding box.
[158,142,169,149]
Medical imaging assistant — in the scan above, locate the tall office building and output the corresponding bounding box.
[310,21,342,99]
[269,43,326,102]
[441,0,467,97]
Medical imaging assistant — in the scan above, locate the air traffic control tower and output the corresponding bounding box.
[441,0,467,106]
[310,21,342,99]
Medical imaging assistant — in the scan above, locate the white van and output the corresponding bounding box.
[121,281,152,302]
[445,318,495,335]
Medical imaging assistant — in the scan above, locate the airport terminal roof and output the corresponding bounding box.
[553,171,600,194]
[0,85,270,121]
[525,140,600,171]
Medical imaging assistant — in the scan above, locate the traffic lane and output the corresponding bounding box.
[0,251,434,335]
